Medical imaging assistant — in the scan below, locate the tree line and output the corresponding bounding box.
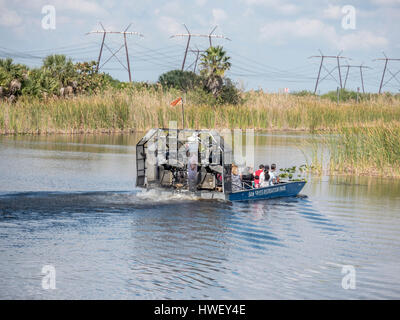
[0,45,241,105]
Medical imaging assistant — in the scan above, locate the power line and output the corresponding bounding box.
[2,39,400,93]
[87,22,144,82]
[309,50,350,93]
[340,64,371,93]
[373,52,400,93]
[228,50,318,79]
[170,24,230,71]
[186,46,205,73]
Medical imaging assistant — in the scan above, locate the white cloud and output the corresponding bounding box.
[338,31,388,50]
[0,9,22,27]
[212,8,228,24]
[0,0,22,27]
[370,0,400,5]
[101,0,116,10]
[243,8,255,17]
[242,0,275,4]
[22,0,107,15]
[260,19,335,44]
[241,0,299,15]
[259,18,388,50]
[323,4,342,19]
[196,0,207,6]
[278,3,299,15]
[60,0,107,15]
[192,14,208,27]
[160,1,182,15]
[157,16,183,36]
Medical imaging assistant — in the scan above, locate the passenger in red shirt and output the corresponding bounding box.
[254,164,264,188]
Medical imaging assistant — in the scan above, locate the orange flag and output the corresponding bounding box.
[170,97,183,106]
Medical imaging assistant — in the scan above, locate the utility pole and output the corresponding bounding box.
[170,24,230,71]
[360,66,365,94]
[187,47,204,73]
[340,64,371,93]
[123,25,132,82]
[379,58,388,93]
[87,22,143,82]
[314,55,324,94]
[309,50,349,94]
[344,65,350,88]
[337,87,340,105]
[208,26,218,47]
[182,24,191,72]
[95,22,107,73]
[374,52,400,94]
[193,49,200,73]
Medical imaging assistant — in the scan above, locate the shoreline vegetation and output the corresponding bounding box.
[2,89,399,134]
[1,53,400,177]
[1,89,400,177]
[307,123,400,178]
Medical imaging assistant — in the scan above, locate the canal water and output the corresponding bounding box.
[0,133,399,299]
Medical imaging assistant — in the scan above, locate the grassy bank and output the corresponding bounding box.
[1,89,400,177]
[321,124,400,177]
[1,89,400,134]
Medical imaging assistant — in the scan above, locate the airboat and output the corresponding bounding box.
[135,128,306,202]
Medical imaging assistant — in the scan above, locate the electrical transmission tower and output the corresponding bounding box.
[186,46,204,73]
[309,50,350,94]
[170,24,231,71]
[374,52,400,93]
[207,26,219,47]
[86,22,143,82]
[340,64,371,93]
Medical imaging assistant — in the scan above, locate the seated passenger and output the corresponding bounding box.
[260,165,270,188]
[269,163,279,185]
[231,165,241,192]
[240,166,254,189]
[254,165,264,188]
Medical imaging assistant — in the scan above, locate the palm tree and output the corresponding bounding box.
[42,54,75,87]
[0,58,26,80]
[0,58,27,98]
[199,46,231,96]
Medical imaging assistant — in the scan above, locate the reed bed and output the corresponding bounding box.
[1,89,400,134]
[1,89,400,177]
[323,123,400,177]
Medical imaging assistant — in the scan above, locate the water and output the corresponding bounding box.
[0,133,399,299]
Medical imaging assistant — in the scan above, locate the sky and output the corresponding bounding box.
[0,0,399,93]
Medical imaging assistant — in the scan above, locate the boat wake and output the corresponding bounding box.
[136,188,200,202]
[0,188,202,217]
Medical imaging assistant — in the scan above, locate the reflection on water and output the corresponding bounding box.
[0,133,400,299]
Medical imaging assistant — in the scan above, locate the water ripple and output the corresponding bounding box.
[1,134,400,299]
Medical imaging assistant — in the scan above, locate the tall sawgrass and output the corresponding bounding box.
[307,123,400,177]
[324,123,400,177]
[1,89,400,176]
[1,89,400,134]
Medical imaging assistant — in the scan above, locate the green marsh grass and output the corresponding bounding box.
[2,89,400,134]
[325,123,400,177]
[307,123,400,177]
[1,89,400,177]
